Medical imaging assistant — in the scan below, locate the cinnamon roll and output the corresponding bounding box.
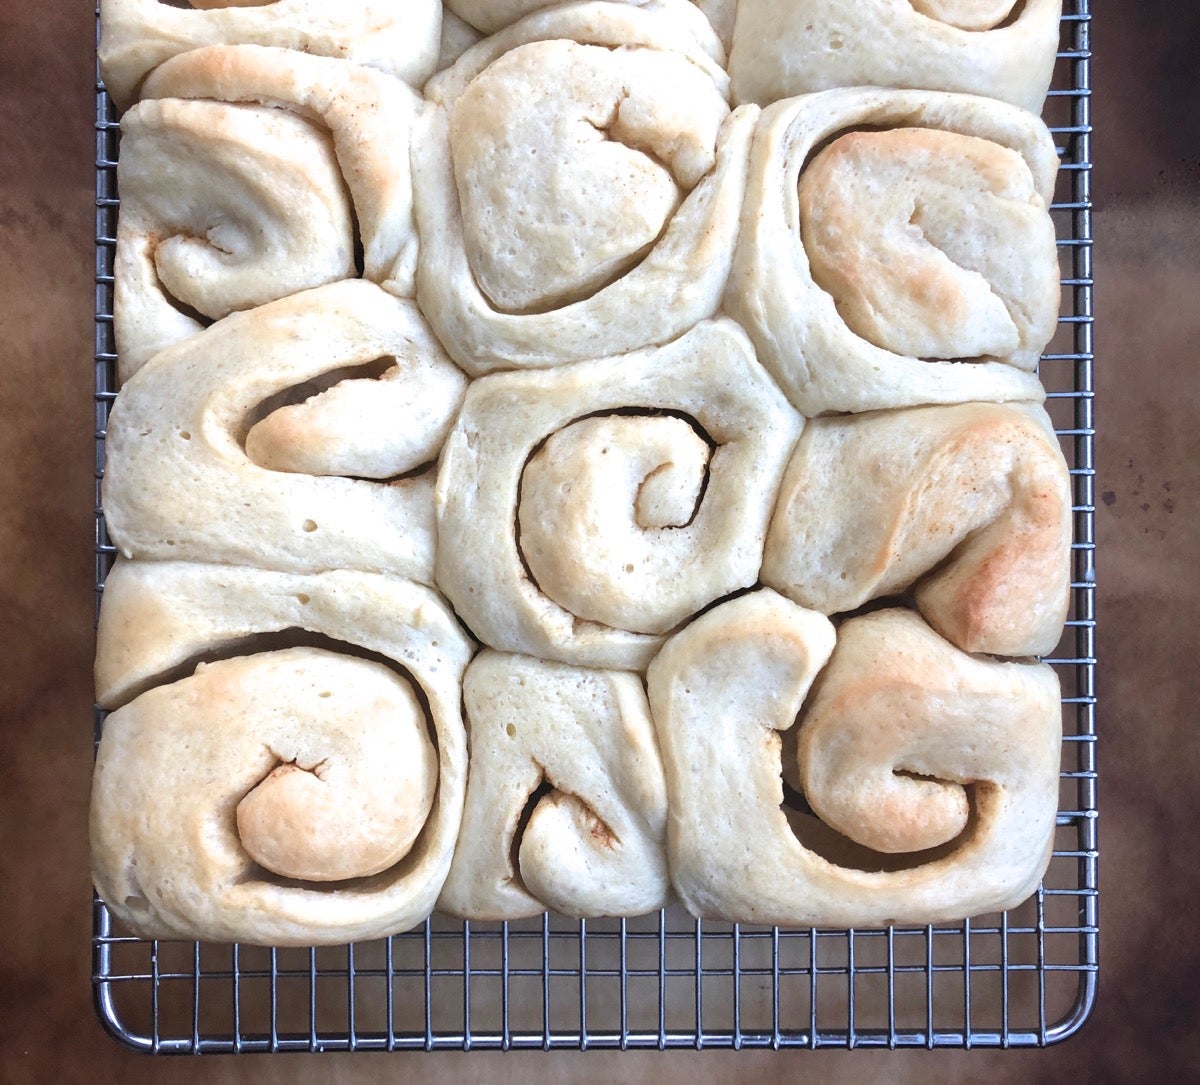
[439,651,670,920]
[413,2,756,374]
[762,402,1073,657]
[114,97,350,381]
[728,0,1062,113]
[726,88,1061,415]
[99,0,441,110]
[648,593,1062,927]
[141,46,424,293]
[434,320,803,671]
[115,46,424,379]
[104,280,466,586]
[91,559,473,946]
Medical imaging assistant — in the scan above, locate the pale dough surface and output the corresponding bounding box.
[438,8,483,70]
[104,281,452,586]
[444,0,724,54]
[99,0,441,110]
[729,0,1062,113]
[414,2,756,374]
[91,559,472,946]
[440,651,670,920]
[141,45,424,299]
[114,97,355,381]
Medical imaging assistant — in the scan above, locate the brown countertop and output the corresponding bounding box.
[1,4,1197,1081]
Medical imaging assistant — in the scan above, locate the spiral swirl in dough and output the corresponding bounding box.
[141,45,424,298]
[127,648,436,883]
[115,47,424,381]
[727,0,1062,113]
[800,128,1059,367]
[99,0,441,110]
[439,651,670,920]
[90,559,473,946]
[648,592,1062,928]
[518,415,715,634]
[435,320,803,671]
[726,88,1060,415]
[413,2,757,375]
[104,281,466,586]
[763,402,1072,658]
[114,96,355,380]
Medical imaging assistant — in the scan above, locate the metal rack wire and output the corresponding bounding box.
[91,1,1096,1053]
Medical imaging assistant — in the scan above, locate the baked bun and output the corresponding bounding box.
[99,0,441,110]
[726,88,1059,415]
[104,281,465,585]
[115,48,423,379]
[763,402,1072,657]
[141,45,424,296]
[91,559,472,946]
[439,651,670,920]
[114,97,353,380]
[413,1,756,374]
[434,320,802,671]
[648,592,1061,927]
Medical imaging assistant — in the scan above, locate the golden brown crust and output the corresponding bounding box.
[798,128,1059,365]
[649,594,1061,927]
[725,87,1059,414]
[762,402,1073,657]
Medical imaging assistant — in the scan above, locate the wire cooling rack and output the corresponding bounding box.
[91,1,1096,1053]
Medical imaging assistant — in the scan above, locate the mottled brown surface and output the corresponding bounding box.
[1,4,1197,1082]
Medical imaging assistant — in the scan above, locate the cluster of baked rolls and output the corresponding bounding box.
[93,0,1071,945]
